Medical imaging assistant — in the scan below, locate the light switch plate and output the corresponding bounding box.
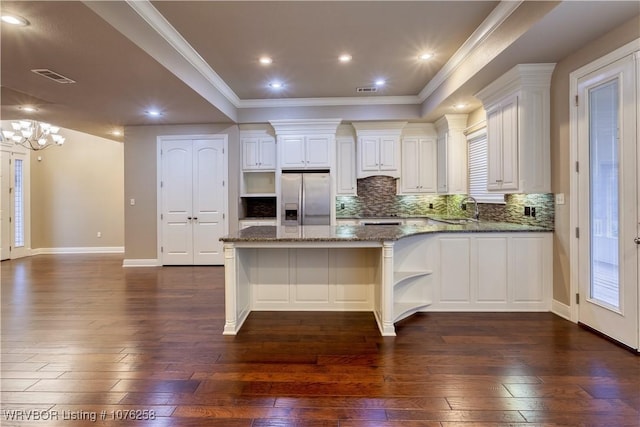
[555,193,565,205]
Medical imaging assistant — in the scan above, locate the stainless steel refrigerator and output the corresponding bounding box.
[280,171,331,225]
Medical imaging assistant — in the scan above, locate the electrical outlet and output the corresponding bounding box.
[524,206,531,216]
[340,203,345,210]
[462,203,467,211]
[97,232,102,238]
[429,203,433,209]
[531,207,536,218]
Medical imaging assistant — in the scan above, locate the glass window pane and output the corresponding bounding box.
[589,79,619,308]
[14,158,24,247]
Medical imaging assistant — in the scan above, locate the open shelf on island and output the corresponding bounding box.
[393,271,432,288]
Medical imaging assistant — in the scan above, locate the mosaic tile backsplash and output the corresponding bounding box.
[336,175,554,229]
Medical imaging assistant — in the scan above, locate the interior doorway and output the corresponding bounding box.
[158,135,228,265]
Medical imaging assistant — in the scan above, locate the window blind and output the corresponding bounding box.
[467,129,505,204]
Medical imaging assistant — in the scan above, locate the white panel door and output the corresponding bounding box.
[192,139,225,265]
[577,53,638,350]
[161,137,227,265]
[162,140,194,265]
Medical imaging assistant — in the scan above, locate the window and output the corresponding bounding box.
[14,158,24,247]
[467,128,505,204]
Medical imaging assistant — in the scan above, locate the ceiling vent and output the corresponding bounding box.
[356,87,377,93]
[31,69,76,84]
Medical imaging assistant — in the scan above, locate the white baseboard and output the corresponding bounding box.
[551,299,572,321]
[122,259,160,267]
[31,246,124,255]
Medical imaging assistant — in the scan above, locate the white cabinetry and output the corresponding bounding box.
[352,122,406,179]
[400,137,437,193]
[336,136,356,194]
[475,63,555,193]
[433,232,551,310]
[242,135,276,170]
[279,135,331,169]
[435,114,468,194]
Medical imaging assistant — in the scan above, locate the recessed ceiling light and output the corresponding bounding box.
[419,52,433,61]
[111,130,122,136]
[259,56,273,65]
[19,106,38,112]
[454,103,467,110]
[269,81,284,89]
[338,54,352,63]
[145,110,162,117]
[375,79,386,87]
[1,14,29,26]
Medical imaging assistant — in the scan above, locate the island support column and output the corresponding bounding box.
[223,243,239,335]
[380,241,396,336]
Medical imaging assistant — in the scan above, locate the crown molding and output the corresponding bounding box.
[238,95,421,109]
[417,0,523,103]
[269,118,343,135]
[126,0,521,113]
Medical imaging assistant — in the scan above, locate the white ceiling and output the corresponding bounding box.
[1,1,638,142]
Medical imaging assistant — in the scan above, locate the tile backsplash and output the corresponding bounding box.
[336,175,554,229]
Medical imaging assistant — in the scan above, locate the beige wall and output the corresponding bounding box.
[550,15,640,304]
[31,127,124,249]
[123,123,239,260]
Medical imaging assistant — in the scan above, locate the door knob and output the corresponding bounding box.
[634,237,640,245]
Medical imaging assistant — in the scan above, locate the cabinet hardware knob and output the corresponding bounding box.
[635,237,640,245]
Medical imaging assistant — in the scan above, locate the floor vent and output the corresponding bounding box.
[356,87,377,93]
[31,69,76,84]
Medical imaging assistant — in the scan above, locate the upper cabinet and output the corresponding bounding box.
[435,114,468,194]
[336,135,357,195]
[400,123,438,194]
[270,119,341,170]
[242,134,276,170]
[475,64,555,193]
[279,135,332,168]
[352,121,406,179]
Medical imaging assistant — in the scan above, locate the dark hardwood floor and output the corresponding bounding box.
[1,254,639,426]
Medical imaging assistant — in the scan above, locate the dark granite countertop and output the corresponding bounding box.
[221,221,552,243]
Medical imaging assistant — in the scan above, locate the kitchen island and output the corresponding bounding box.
[220,221,552,336]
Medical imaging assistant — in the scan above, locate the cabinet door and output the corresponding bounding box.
[280,136,306,168]
[242,137,260,170]
[305,136,331,168]
[486,107,503,190]
[437,133,448,193]
[401,138,421,192]
[258,138,276,169]
[499,94,519,190]
[379,136,398,171]
[336,138,356,194]
[359,137,380,172]
[418,138,437,193]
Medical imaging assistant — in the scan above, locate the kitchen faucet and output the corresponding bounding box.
[460,196,479,221]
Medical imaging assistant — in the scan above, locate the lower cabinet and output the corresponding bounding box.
[433,233,551,310]
[393,232,552,316]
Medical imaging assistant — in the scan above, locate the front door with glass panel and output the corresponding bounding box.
[577,53,638,350]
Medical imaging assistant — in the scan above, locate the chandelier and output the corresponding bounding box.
[1,120,65,150]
